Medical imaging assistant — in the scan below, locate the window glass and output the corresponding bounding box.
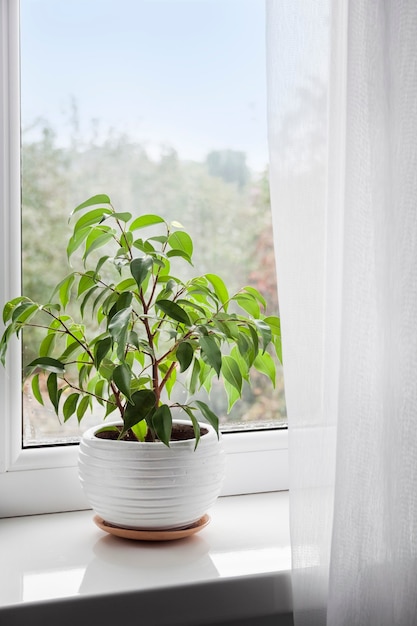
[20,0,286,446]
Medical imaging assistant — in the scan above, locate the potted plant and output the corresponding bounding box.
[0,194,281,534]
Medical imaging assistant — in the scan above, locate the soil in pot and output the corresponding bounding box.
[95,422,209,442]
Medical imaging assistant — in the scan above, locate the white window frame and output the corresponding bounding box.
[0,0,288,518]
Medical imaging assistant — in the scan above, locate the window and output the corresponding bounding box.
[0,0,288,517]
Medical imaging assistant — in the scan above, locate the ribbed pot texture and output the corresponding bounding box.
[78,420,226,530]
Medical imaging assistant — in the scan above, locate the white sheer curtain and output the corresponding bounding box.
[266,1,417,625]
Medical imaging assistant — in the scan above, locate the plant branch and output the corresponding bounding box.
[46,311,95,361]
[110,381,125,417]
[158,361,177,395]
[62,377,115,406]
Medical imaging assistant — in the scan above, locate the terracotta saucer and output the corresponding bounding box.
[93,514,210,541]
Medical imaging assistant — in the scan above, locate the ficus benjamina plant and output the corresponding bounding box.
[0,194,282,447]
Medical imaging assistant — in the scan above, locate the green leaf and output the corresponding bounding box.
[189,358,201,395]
[47,315,70,331]
[265,315,282,363]
[11,301,39,323]
[158,361,177,398]
[39,333,56,358]
[149,234,168,245]
[264,315,281,336]
[67,227,90,260]
[104,400,118,418]
[230,346,250,382]
[243,286,267,309]
[52,273,75,309]
[80,286,99,318]
[205,274,229,311]
[128,330,140,351]
[83,231,114,262]
[151,404,172,446]
[177,298,207,317]
[200,361,216,394]
[176,341,194,372]
[122,389,156,436]
[94,336,112,370]
[112,363,132,402]
[78,362,92,389]
[164,363,177,398]
[253,351,276,387]
[194,400,219,436]
[95,287,115,316]
[73,208,112,234]
[78,271,97,297]
[86,372,100,395]
[274,334,283,365]
[181,406,201,450]
[129,214,165,231]
[31,373,44,405]
[46,372,59,414]
[167,231,193,264]
[27,357,65,374]
[94,379,106,404]
[214,315,239,340]
[63,393,80,422]
[108,308,131,360]
[131,419,148,442]
[0,325,14,366]
[95,255,110,274]
[221,355,243,393]
[115,278,137,292]
[120,231,134,252]
[224,379,240,413]
[156,299,191,326]
[247,324,259,362]
[41,303,61,314]
[59,339,83,362]
[99,358,116,381]
[17,303,40,326]
[237,331,250,356]
[95,424,119,436]
[166,249,193,264]
[130,256,153,290]
[132,238,156,254]
[72,194,111,214]
[168,230,193,255]
[198,335,222,377]
[3,296,29,324]
[108,291,133,319]
[254,318,272,352]
[187,284,217,304]
[235,328,256,368]
[154,281,175,303]
[76,395,91,422]
[234,293,260,318]
[110,212,132,222]
[91,287,112,316]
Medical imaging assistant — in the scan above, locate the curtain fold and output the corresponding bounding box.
[266,1,417,624]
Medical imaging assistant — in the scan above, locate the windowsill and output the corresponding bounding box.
[0,491,292,626]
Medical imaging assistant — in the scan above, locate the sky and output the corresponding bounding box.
[20,0,269,170]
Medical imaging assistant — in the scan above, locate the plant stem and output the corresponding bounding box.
[62,377,116,407]
[110,381,125,418]
[158,361,177,395]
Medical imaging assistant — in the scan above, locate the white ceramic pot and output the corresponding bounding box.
[78,420,225,530]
